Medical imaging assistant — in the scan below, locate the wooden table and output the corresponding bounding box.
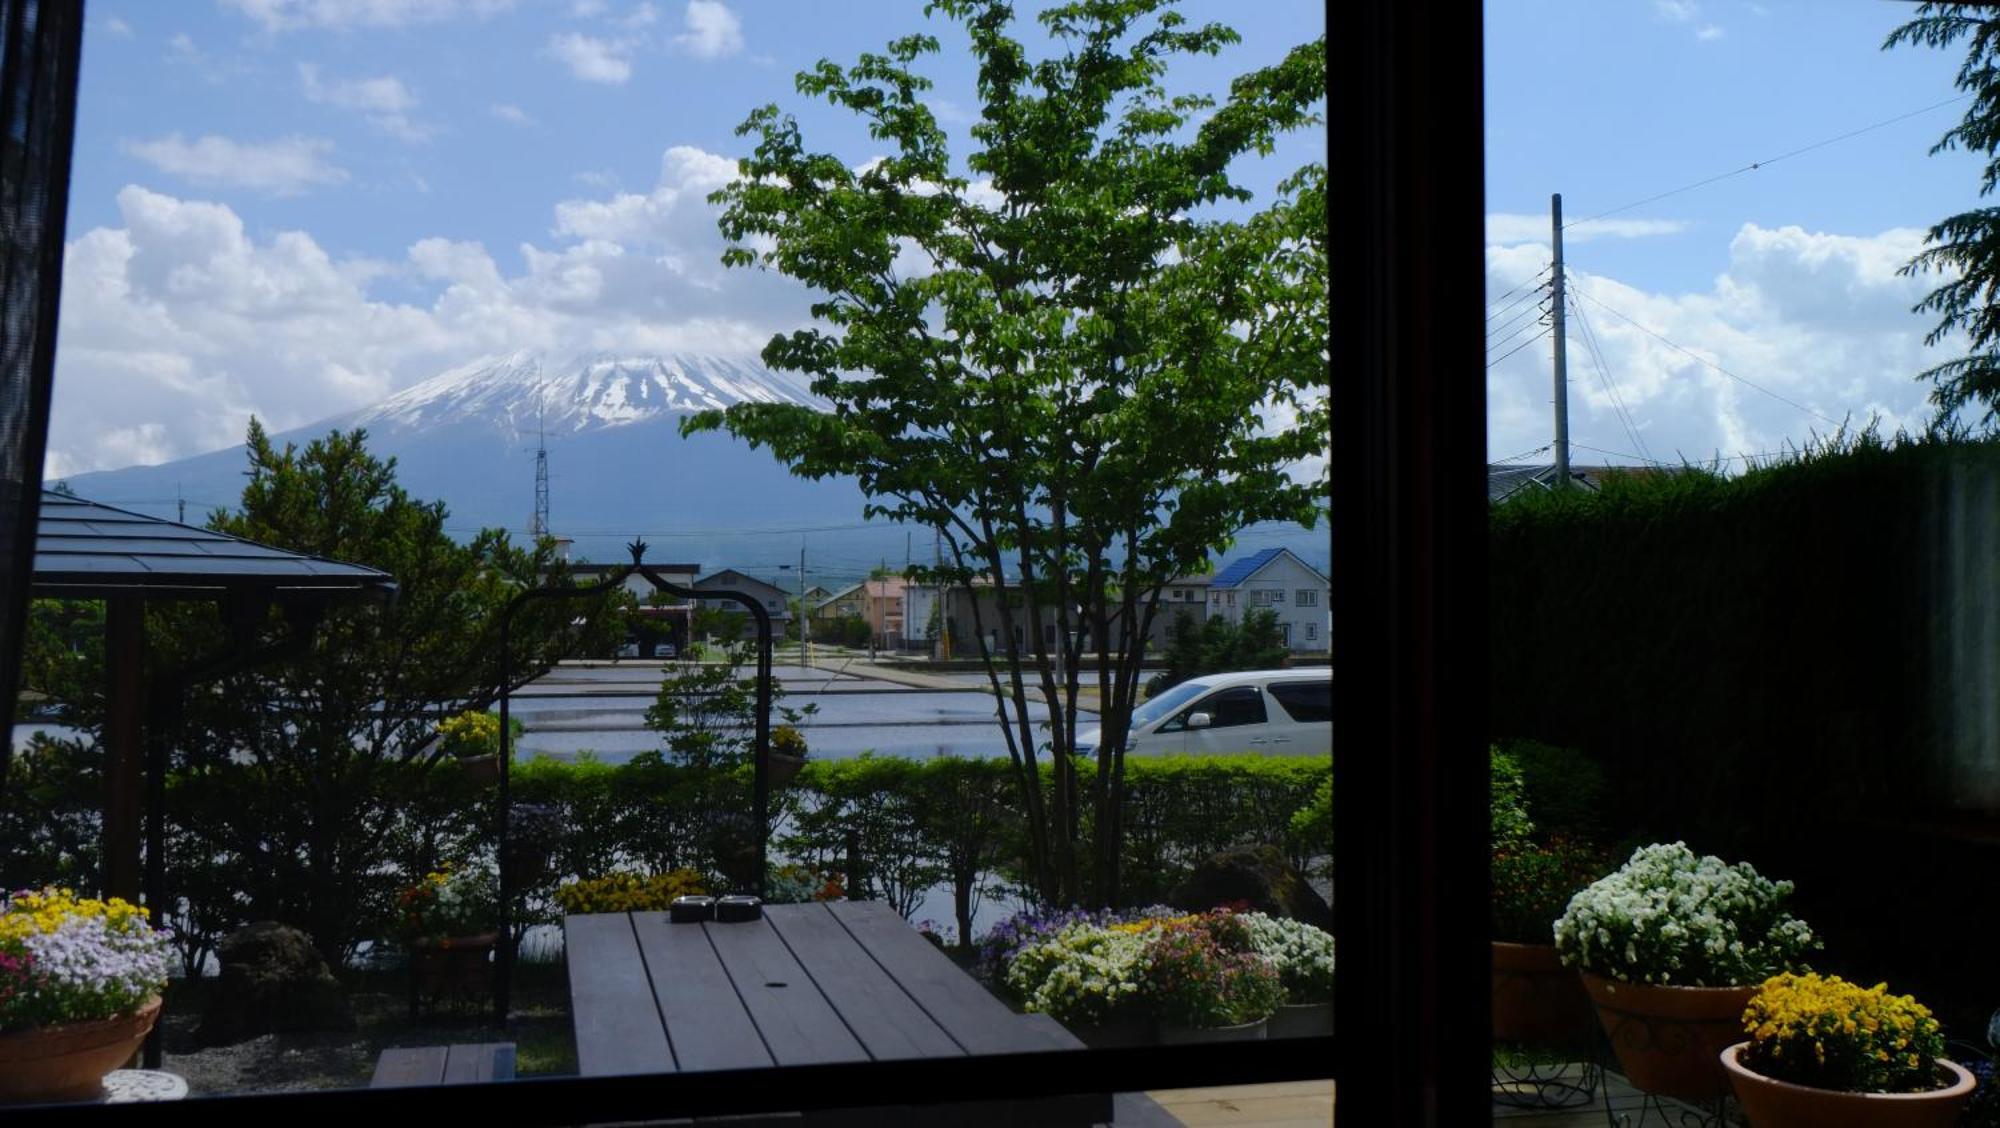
[564,900,1112,1125]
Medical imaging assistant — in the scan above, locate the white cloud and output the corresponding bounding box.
[1697,24,1724,41]
[223,0,513,32]
[165,33,199,60]
[1486,213,1690,244]
[491,103,537,127]
[544,32,634,83]
[299,64,431,143]
[48,147,811,474]
[673,0,742,60]
[1654,0,1698,22]
[621,2,660,28]
[122,134,348,195]
[103,16,134,38]
[1486,223,1947,473]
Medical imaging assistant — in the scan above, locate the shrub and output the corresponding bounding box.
[766,863,844,904]
[1553,842,1818,986]
[0,889,173,1029]
[396,863,498,939]
[1740,972,1947,1094]
[553,870,709,915]
[1500,740,1605,842]
[1490,747,1533,850]
[1491,836,1611,946]
[1287,777,1331,876]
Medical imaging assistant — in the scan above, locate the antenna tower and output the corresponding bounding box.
[531,359,550,538]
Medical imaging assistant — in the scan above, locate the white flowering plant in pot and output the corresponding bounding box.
[1242,913,1335,1004]
[1553,841,1818,987]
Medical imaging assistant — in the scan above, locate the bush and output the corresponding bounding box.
[1490,747,1533,850]
[1500,740,1605,843]
[1490,836,1609,946]
[553,870,709,914]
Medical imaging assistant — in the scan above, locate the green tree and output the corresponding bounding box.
[1145,607,1289,695]
[163,421,616,961]
[686,0,1326,906]
[1887,5,2000,415]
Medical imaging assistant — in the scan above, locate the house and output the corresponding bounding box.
[902,576,1153,659]
[815,577,907,647]
[1147,574,1213,648]
[1205,547,1330,653]
[561,561,701,603]
[692,572,792,624]
[1487,462,1686,505]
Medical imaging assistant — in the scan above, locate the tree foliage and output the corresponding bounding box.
[686,0,1326,905]
[1145,608,1290,696]
[1887,4,2000,415]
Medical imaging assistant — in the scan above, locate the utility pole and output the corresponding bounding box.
[935,528,948,661]
[1550,192,1571,489]
[176,484,185,525]
[799,544,810,668]
[532,361,551,536]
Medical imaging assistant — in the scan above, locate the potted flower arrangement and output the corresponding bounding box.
[1004,924,1155,1048]
[1720,972,1975,1127]
[1140,912,1284,1045]
[436,710,506,784]
[1491,835,1608,1047]
[398,863,498,1012]
[0,888,174,1104]
[1242,912,1335,1038]
[1554,842,1819,1100]
[768,725,809,788]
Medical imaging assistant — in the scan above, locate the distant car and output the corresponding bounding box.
[652,642,678,658]
[1074,668,1331,758]
[614,640,641,659]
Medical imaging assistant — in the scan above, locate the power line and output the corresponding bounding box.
[1568,290,1653,465]
[1486,328,1552,370]
[1486,297,1549,347]
[1564,92,1974,230]
[1491,443,1553,464]
[1568,282,1843,428]
[1487,267,1552,314]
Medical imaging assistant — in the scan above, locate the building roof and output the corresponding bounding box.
[568,561,701,574]
[32,492,397,599]
[1487,463,1613,504]
[1167,574,1214,587]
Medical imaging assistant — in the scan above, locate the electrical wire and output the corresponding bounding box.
[1568,282,1843,428]
[1491,443,1553,464]
[1486,298,1550,348]
[1486,328,1552,370]
[1563,92,1974,230]
[1568,290,1653,465]
[1487,270,1551,320]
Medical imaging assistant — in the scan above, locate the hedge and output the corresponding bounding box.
[1,739,1328,966]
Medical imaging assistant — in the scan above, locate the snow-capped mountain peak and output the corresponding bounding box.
[352,350,824,438]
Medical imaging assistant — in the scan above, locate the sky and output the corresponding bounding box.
[1486,0,1994,470]
[46,0,1327,479]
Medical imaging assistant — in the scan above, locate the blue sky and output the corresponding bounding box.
[1486,1,1994,469]
[49,0,1326,478]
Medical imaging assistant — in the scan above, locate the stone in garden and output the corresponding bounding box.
[196,921,356,1046]
[1171,844,1332,930]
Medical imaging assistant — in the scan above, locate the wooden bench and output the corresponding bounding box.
[370,1042,516,1088]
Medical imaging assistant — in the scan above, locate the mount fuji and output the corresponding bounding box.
[59,351,1327,583]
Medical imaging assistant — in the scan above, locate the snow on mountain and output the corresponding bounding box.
[350,349,826,438]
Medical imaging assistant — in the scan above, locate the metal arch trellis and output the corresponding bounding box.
[492,539,774,1026]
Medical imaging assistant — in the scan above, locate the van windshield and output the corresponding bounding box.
[1131,681,1211,729]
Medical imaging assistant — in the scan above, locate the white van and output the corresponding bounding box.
[1075,669,1331,757]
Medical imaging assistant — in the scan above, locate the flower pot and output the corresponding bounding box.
[1720,1042,1975,1128]
[0,996,163,1105]
[455,754,500,785]
[1268,1002,1333,1039]
[1069,1016,1154,1049]
[408,932,498,1009]
[1580,971,1755,1101]
[767,752,806,789]
[1492,942,1596,1048]
[1156,1017,1269,1045]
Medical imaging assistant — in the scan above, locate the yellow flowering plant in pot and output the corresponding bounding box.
[1721,972,1975,1127]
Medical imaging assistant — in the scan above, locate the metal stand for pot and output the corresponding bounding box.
[1587,1013,1741,1127]
[1490,1046,1601,1109]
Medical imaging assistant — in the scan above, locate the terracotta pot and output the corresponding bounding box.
[1492,942,1597,1047]
[455,754,500,785]
[409,933,498,1002]
[1268,1002,1333,1039]
[1156,1016,1269,1045]
[767,753,806,789]
[0,996,163,1105]
[1721,1042,1975,1128]
[1580,971,1755,1100]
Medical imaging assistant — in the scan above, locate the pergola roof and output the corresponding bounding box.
[30,491,397,599]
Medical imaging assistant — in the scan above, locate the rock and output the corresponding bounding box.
[1170,844,1333,931]
[196,922,355,1046]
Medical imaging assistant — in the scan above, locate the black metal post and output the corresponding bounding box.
[493,541,775,1025]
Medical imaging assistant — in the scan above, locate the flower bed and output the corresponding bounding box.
[0,888,173,1030]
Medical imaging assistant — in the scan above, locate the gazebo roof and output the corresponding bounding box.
[31,491,397,599]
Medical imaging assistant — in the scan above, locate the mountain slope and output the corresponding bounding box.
[61,351,1327,583]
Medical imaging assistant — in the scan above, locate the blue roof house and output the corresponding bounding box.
[1205,547,1330,653]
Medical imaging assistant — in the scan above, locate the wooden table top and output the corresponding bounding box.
[564,900,1084,1077]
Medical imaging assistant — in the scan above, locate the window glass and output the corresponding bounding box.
[1184,685,1267,728]
[1270,681,1331,723]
